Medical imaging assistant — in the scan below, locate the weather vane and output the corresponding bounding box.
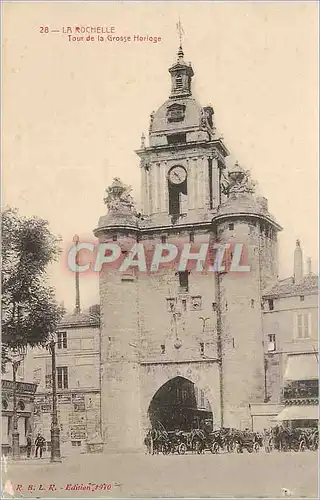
[176,17,185,47]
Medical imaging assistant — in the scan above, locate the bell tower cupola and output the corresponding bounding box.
[136,40,229,223]
[169,45,194,99]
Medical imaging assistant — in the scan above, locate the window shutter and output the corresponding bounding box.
[293,313,298,339]
[308,313,312,338]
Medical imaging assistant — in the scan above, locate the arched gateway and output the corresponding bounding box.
[148,376,213,432]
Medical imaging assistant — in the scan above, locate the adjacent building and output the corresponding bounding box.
[1,377,37,456]
[250,241,318,430]
[262,241,318,428]
[24,305,101,455]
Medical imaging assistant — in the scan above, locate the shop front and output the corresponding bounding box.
[1,379,37,456]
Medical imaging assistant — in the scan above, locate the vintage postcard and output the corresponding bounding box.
[1,1,318,498]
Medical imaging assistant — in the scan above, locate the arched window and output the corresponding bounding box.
[175,74,183,90]
[2,399,8,410]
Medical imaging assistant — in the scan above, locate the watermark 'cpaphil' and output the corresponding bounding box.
[67,239,251,275]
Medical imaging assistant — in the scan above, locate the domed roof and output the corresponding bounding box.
[216,193,282,230]
[96,211,140,233]
[149,97,203,135]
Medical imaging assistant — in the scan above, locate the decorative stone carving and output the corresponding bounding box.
[166,298,176,312]
[174,338,182,349]
[227,162,257,196]
[191,296,202,311]
[166,103,186,123]
[103,177,136,214]
[149,110,155,133]
[200,106,216,138]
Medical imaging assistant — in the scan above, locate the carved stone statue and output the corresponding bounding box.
[200,106,216,138]
[227,162,256,196]
[103,177,136,214]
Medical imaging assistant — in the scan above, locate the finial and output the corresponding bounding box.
[296,239,300,247]
[177,45,184,61]
[140,132,145,149]
[176,18,185,59]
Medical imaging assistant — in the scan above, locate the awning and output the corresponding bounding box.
[284,353,319,381]
[275,405,319,421]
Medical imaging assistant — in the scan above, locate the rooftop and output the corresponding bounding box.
[59,311,100,329]
[263,274,318,299]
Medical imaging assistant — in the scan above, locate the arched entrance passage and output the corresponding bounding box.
[148,376,213,432]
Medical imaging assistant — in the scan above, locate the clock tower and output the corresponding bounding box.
[136,45,229,226]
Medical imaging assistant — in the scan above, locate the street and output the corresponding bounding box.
[2,450,318,499]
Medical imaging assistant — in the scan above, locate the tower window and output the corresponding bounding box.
[189,232,194,243]
[300,295,305,302]
[175,74,183,89]
[200,342,205,356]
[161,344,165,354]
[229,223,234,231]
[181,299,187,311]
[167,133,186,145]
[178,271,189,292]
[268,299,274,311]
[161,235,167,244]
[166,103,185,122]
[167,298,176,312]
[112,234,118,241]
[250,299,255,308]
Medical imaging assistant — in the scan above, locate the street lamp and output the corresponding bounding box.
[10,348,27,460]
[47,333,61,463]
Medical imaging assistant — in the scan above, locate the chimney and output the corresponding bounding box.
[306,257,312,275]
[73,234,81,314]
[293,239,303,284]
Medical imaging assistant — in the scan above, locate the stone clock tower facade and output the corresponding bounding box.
[94,46,282,452]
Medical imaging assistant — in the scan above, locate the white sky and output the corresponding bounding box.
[3,1,318,311]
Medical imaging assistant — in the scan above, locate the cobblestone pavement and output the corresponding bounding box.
[2,450,318,499]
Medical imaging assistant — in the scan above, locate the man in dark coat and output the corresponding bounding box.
[35,432,45,458]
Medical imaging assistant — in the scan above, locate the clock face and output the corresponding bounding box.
[169,166,187,185]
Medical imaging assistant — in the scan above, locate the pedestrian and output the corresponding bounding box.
[26,434,32,458]
[35,432,45,459]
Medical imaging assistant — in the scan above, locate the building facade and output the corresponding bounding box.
[260,241,318,429]
[1,378,37,456]
[94,45,284,452]
[23,307,102,455]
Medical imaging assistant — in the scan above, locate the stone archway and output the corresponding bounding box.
[147,376,213,432]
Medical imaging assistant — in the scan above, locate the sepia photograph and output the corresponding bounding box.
[1,1,319,498]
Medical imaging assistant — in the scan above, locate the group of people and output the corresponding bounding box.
[26,432,46,458]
